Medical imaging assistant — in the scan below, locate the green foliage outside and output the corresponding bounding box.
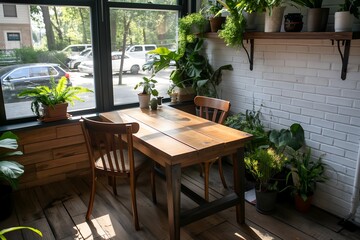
[13,47,68,68]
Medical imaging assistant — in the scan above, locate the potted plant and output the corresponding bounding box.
[245,147,286,214]
[291,0,329,31]
[204,1,226,32]
[0,131,24,221]
[134,75,159,108]
[334,0,360,32]
[17,77,93,122]
[286,147,327,212]
[0,226,42,239]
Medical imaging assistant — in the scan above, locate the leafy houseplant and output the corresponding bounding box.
[204,1,226,32]
[17,77,93,121]
[134,75,158,108]
[245,147,286,213]
[0,131,24,221]
[0,226,42,240]
[269,123,305,154]
[335,0,360,32]
[286,147,327,212]
[225,106,268,153]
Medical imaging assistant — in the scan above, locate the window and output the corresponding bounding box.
[3,4,17,17]
[7,33,21,41]
[0,0,185,125]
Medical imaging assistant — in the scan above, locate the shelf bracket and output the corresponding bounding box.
[334,39,351,80]
[242,39,254,71]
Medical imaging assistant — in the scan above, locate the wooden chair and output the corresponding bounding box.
[194,96,231,201]
[80,117,155,230]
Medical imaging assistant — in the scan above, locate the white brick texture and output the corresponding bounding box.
[205,13,360,222]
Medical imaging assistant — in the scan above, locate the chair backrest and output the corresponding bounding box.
[194,96,231,124]
[80,117,140,173]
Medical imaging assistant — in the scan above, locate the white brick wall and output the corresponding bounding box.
[205,0,360,223]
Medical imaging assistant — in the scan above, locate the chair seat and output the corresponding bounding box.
[95,150,148,173]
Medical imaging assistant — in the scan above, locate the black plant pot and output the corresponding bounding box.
[0,184,13,221]
[255,190,277,214]
[284,13,303,32]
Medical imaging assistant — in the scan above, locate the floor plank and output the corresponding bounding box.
[1,163,359,240]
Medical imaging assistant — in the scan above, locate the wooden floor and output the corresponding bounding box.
[1,163,360,240]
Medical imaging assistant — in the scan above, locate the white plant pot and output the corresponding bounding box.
[265,6,286,32]
[334,11,354,32]
[138,93,150,108]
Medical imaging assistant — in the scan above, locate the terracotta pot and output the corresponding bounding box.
[334,11,354,32]
[294,193,313,212]
[209,17,226,32]
[42,102,68,120]
[138,93,150,108]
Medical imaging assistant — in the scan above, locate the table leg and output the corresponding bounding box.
[233,148,245,224]
[165,163,181,240]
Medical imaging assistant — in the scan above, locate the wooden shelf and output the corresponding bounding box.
[205,32,360,80]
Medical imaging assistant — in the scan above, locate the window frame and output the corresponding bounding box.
[3,4,17,17]
[0,0,187,126]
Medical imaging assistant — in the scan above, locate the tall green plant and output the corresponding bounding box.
[0,131,24,189]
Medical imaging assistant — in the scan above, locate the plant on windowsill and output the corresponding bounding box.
[285,147,327,212]
[0,131,24,221]
[17,77,93,122]
[334,0,360,32]
[134,75,159,109]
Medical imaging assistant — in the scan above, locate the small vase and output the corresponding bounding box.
[334,11,354,32]
[284,13,303,32]
[265,6,286,32]
[138,93,150,108]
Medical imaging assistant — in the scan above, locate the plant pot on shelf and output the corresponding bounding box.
[138,93,150,108]
[307,8,329,32]
[334,11,354,32]
[255,189,278,214]
[284,13,303,32]
[176,86,195,102]
[209,16,226,32]
[243,11,257,31]
[265,6,286,32]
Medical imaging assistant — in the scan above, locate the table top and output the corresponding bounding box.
[100,106,252,167]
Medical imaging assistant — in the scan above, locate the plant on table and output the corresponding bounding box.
[134,75,158,108]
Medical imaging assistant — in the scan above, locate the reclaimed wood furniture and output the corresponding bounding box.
[100,106,252,240]
[80,117,155,230]
[194,96,231,201]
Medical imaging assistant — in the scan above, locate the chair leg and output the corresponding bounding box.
[217,158,228,189]
[151,163,157,204]
[204,162,210,202]
[86,174,96,220]
[112,176,117,195]
[130,173,140,230]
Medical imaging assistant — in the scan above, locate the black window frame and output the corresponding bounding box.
[0,0,187,126]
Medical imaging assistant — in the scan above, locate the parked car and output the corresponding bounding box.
[78,52,143,75]
[125,44,157,59]
[0,63,71,103]
[67,48,93,69]
[60,44,92,57]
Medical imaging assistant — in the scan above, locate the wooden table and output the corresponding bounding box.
[100,106,252,240]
